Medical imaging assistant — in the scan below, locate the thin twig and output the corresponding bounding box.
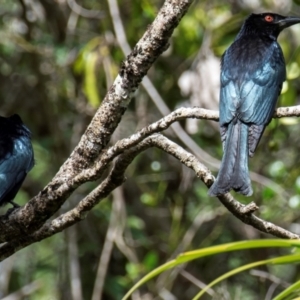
[149,134,300,239]
[91,188,124,300]
[67,0,105,19]
[67,226,83,300]
[180,270,215,296]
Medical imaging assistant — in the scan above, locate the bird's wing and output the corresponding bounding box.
[219,47,285,153]
[0,138,34,204]
[238,57,285,124]
[220,51,285,125]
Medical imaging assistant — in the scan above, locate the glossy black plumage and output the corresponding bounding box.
[208,13,300,197]
[0,114,34,206]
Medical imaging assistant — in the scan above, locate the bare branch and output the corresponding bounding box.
[1,99,299,246]
[95,134,300,240]
[1,280,41,300]
[1,125,299,260]
[0,0,194,244]
[274,105,300,118]
[0,136,154,260]
[73,107,218,183]
[67,0,105,19]
[148,134,300,240]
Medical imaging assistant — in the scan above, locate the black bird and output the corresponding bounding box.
[0,114,34,207]
[208,13,300,197]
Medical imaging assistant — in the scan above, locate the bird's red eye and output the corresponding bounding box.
[264,15,274,22]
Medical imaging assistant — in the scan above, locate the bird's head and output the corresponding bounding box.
[241,13,300,38]
[9,114,24,125]
[8,114,31,137]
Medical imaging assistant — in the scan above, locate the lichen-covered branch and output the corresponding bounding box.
[72,104,300,186]
[0,0,194,244]
[274,105,300,118]
[0,136,157,260]
[2,130,299,260]
[57,0,193,176]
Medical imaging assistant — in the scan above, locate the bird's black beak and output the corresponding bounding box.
[277,16,300,29]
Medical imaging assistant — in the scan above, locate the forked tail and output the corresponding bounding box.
[208,120,253,196]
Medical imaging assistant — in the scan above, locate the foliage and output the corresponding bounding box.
[122,240,300,299]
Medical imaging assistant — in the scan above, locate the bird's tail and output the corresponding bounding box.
[208,120,253,196]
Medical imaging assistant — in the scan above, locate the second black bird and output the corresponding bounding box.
[0,114,34,207]
[208,13,300,197]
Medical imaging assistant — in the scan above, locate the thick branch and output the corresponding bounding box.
[57,0,193,176]
[0,137,155,260]
[0,0,194,243]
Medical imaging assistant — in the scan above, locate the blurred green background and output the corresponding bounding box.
[1,0,300,299]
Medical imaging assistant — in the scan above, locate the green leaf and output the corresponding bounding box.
[273,279,300,300]
[122,240,300,300]
[83,51,101,107]
[193,253,300,299]
[287,62,300,80]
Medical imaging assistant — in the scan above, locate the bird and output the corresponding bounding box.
[0,114,34,207]
[208,13,300,197]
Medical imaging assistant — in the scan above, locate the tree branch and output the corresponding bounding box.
[2,129,299,260]
[0,0,194,243]
[73,104,300,184]
[0,136,155,260]
[274,105,300,118]
[144,134,300,240]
